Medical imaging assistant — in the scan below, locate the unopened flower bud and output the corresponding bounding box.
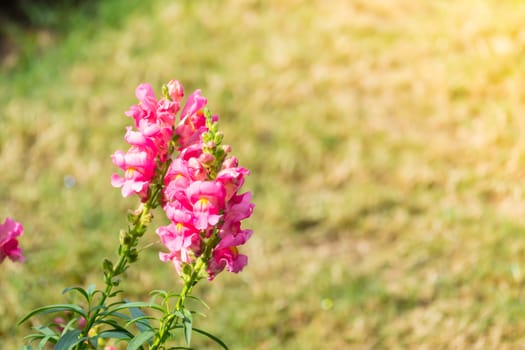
[133,203,145,216]
[103,258,114,273]
[53,317,66,325]
[140,211,153,226]
[53,317,66,332]
[119,230,128,245]
[221,144,232,154]
[222,156,239,169]
[214,132,224,145]
[129,250,138,262]
[199,153,215,165]
[78,316,87,329]
[167,80,184,102]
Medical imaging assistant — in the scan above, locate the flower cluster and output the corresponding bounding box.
[111,80,184,200]
[0,217,24,263]
[158,104,254,281]
[112,79,254,281]
[158,144,254,280]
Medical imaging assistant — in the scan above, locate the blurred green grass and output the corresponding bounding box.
[3,0,525,348]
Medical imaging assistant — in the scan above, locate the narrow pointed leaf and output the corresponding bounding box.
[192,328,228,350]
[97,330,133,340]
[173,310,185,319]
[62,287,89,301]
[186,295,210,310]
[35,326,57,337]
[54,329,85,350]
[127,330,154,350]
[86,284,96,296]
[97,321,135,337]
[108,301,164,313]
[37,336,54,350]
[18,304,86,325]
[129,306,152,332]
[125,315,156,331]
[182,309,192,345]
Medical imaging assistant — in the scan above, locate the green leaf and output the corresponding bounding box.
[107,300,127,308]
[125,315,156,331]
[23,334,43,342]
[24,327,59,350]
[23,328,55,343]
[86,284,96,296]
[99,319,132,331]
[37,336,54,350]
[108,301,164,313]
[129,305,152,332]
[186,295,210,310]
[96,321,135,340]
[182,309,193,345]
[109,289,124,298]
[105,311,131,321]
[172,310,185,319]
[62,286,89,302]
[54,329,85,350]
[97,330,133,340]
[127,330,154,350]
[90,304,107,314]
[18,304,86,325]
[61,318,82,336]
[35,326,57,337]
[150,290,170,299]
[192,328,229,350]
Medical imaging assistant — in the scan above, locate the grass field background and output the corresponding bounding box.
[2,0,525,348]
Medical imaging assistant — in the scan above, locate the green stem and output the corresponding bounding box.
[150,230,220,350]
[75,203,153,349]
[150,258,203,350]
[75,149,173,349]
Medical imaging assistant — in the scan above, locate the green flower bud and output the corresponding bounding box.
[103,258,113,274]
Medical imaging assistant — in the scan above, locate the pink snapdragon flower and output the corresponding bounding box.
[115,78,254,281]
[162,158,193,205]
[112,82,182,198]
[112,80,217,200]
[0,217,24,263]
[126,83,179,132]
[217,166,250,201]
[175,90,208,148]
[157,219,201,274]
[111,147,156,199]
[223,192,255,225]
[207,247,248,280]
[185,181,226,230]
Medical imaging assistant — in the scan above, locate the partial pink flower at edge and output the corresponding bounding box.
[0,217,24,263]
